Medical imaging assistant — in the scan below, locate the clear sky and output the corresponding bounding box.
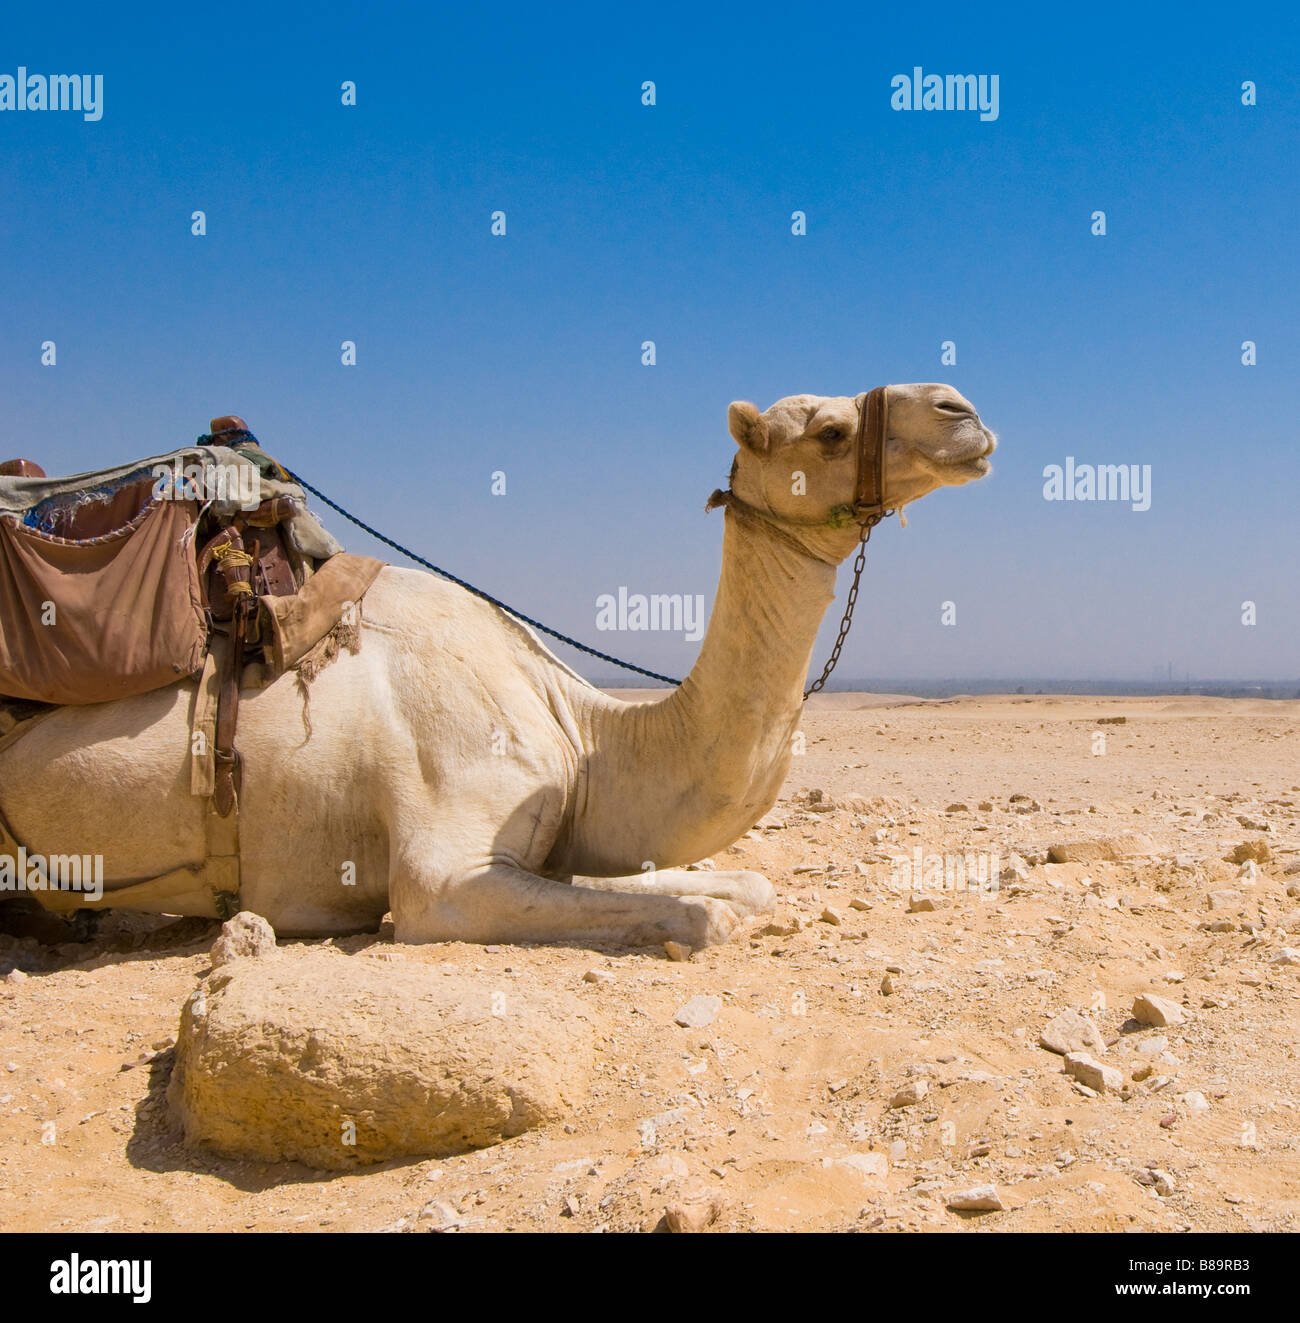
[2,1,1296,684]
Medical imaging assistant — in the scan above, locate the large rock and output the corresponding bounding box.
[168,951,594,1169]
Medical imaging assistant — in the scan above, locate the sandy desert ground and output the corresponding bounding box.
[1,692,1297,1233]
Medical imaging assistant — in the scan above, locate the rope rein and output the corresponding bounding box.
[199,424,886,697]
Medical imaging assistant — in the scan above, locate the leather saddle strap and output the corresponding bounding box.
[210,528,256,818]
[854,386,887,516]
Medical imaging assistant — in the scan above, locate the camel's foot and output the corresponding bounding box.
[389,862,747,950]
[575,868,777,918]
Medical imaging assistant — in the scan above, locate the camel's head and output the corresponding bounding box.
[724,383,996,561]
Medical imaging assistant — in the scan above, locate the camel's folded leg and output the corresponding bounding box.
[575,869,776,917]
[389,859,744,949]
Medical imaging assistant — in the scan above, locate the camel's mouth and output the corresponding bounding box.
[934,427,996,479]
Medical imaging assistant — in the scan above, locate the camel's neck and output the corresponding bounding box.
[565,511,839,873]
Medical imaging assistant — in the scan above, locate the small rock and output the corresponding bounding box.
[945,803,969,814]
[760,917,803,938]
[663,941,692,963]
[880,973,895,995]
[1269,948,1300,967]
[1226,841,1271,865]
[209,911,278,968]
[819,907,843,926]
[1132,994,1187,1027]
[1047,834,1154,863]
[978,801,994,812]
[1039,1008,1106,1056]
[888,1080,929,1108]
[1180,1091,1210,1114]
[1063,1052,1124,1094]
[673,995,722,1030]
[4,969,28,984]
[908,895,937,913]
[946,1184,1004,1212]
[848,897,871,911]
[663,1188,726,1232]
[583,969,616,984]
[1207,890,1243,912]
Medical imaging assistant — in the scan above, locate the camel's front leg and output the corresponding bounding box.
[389,859,744,950]
[575,869,776,918]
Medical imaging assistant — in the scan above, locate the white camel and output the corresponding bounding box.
[1,385,994,949]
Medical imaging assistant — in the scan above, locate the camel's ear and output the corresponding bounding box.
[728,401,768,454]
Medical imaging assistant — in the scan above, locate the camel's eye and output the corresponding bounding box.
[937,401,968,415]
[818,426,845,443]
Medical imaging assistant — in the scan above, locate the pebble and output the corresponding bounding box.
[1039,1008,1107,1056]
[1180,1091,1210,1114]
[946,1184,1004,1211]
[849,897,871,911]
[1207,890,1243,912]
[673,995,722,1029]
[819,907,843,926]
[1269,948,1300,967]
[583,969,616,984]
[1063,1052,1124,1094]
[888,1080,929,1108]
[4,969,28,984]
[663,942,692,963]
[1132,994,1188,1027]
[908,895,938,913]
[880,973,895,995]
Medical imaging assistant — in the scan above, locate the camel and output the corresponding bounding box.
[0,384,995,950]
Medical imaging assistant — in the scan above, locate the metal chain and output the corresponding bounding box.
[803,513,882,700]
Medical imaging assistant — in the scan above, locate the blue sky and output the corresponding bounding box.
[2,1,1296,683]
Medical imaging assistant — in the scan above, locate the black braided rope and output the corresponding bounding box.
[280,466,685,687]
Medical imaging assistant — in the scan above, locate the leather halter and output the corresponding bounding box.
[705,385,891,557]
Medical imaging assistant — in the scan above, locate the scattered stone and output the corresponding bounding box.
[1097,716,1127,725]
[760,917,802,938]
[946,1185,1004,1212]
[848,898,871,911]
[1039,1008,1106,1056]
[1269,948,1300,967]
[889,1080,929,1108]
[4,969,28,984]
[209,911,278,968]
[673,996,722,1030]
[1132,1063,1154,1082]
[819,907,843,926]
[583,968,616,984]
[978,801,994,812]
[1047,834,1154,864]
[1063,1052,1124,1094]
[1227,841,1271,865]
[945,803,969,813]
[880,973,895,996]
[1132,994,1188,1028]
[1207,890,1243,912]
[1180,1091,1210,1114]
[908,895,938,913]
[662,941,692,963]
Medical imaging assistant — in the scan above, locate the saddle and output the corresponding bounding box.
[0,418,384,899]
